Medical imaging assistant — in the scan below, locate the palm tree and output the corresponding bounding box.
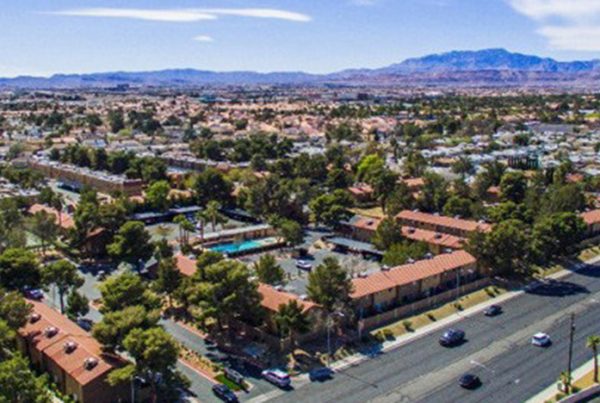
[195,211,207,243]
[559,371,572,394]
[173,215,194,246]
[588,335,600,383]
[274,300,310,353]
[51,194,64,230]
[204,200,226,232]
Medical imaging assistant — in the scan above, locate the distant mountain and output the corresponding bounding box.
[375,48,600,74]
[2,49,600,89]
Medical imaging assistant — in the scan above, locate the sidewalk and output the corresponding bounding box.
[527,355,599,403]
[325,254,600,376]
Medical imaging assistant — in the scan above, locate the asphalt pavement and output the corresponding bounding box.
[268,262,600,403]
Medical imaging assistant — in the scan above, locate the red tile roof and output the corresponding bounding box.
[402,177,425,189]
[348,184,373,196]
[396,210,492,233]
[351,250,476,299]
[19,300,125,386]
[29,204,75,230]
[175,254,197,277]
[582,209,600,225]
[352,216,382,231]
[401,226,465,249]
[258,283,316,313]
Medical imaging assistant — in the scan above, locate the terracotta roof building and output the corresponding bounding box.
[352,250,478,314]
[396,210,492,238]
[582,209,600,236]
[29,203,75,230]
[17,300,130,403]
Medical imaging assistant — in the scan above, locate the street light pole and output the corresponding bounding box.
[567,313,576,392]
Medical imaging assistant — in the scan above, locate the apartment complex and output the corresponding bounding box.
[17,300,130,403]
[29,157,143,196]
[352,250,478,315]
[396,210,492,238]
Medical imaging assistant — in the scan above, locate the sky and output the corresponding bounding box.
[3,0,600,77]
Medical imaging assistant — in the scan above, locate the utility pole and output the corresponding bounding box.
[567,313,576,392]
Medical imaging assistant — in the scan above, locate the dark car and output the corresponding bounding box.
[484,305,502,317]
[458,373,481,389]
[439,329,465,347]
[309,367,334,382]
[23,287,44,300]
[212,384,238,402]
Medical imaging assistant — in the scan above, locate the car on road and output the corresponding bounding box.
[484,305,502,316]
[296,260,312,271]
[262,368,291,388]
[458,373,481,389]
[309,366,334,382]
[439,329,465,347]
[212,384,238,402]
[76,318,93,332]
[531,332,551,347]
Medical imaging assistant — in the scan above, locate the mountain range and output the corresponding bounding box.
[3,48,600,89]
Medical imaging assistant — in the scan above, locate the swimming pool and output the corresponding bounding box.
[208,237,280,256]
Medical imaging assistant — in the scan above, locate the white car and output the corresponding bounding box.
[531,332,551,347]
[296,260,312,271]
[262,369,291,388]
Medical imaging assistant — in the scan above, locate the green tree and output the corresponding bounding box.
[0,354,51,403]
[93,305,160,352]
[274,300,310,350]
[530,213,587,263]
[467,219,530,276]
[254,255,285,285]
[587,335,600,383]
[306,257,354,313]
[0,248,41,290]
[443,196,473,218]
[119,327,180,402]
[193,168,233,207]
[66,290,89,321]
[107,221,153,265]
[385,183,415,216]
[382,241,429,266]
[98,272,160,314]
[371,217,403,251]
[0,289,32,329]
[146,180,171,212]
[154,257,182,307]
[195,250,224,281]
[203,200,227,232]
[309,190,353,227]
[28,211,58,256]
[41,260,83,313]
[173,215,194,246]
[274,218,304,247]
[500,171,527,204]
[357,154,385,183]
[190,260,264,331]
[418,172,448,213]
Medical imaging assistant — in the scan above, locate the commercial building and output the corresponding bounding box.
[29,157,143,196]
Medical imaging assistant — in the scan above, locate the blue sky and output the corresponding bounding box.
[3,0,600,77]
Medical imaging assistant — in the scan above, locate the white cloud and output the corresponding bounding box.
[508,0,600,21]
[52,8,217,22]
[538,25,600,51]
[507,0,600,51]
[193,35,214,43]
[51,7,311,23]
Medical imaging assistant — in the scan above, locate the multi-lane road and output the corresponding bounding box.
[269,260,600,403]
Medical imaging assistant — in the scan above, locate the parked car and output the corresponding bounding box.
[262,368,291,388]
[484,305,502,317]
[309,367,334,382]
[458,373,481,389]
[531,332,551,347]
[97,270,107,280]
[296,260,312,271]
[439,329,465,347]
[212,384,238,402]
[24,287,44,300]
[76,318,93,332]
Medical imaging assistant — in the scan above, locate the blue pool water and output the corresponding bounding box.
[209,239,263,254]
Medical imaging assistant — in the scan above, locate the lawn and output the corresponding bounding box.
[351,207,385,219]
[372,286,506,338]
[579,245,600,262]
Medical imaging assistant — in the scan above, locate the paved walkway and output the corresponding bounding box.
[528,355,599,403]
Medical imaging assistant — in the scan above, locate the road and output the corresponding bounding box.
[269,261,600,403]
